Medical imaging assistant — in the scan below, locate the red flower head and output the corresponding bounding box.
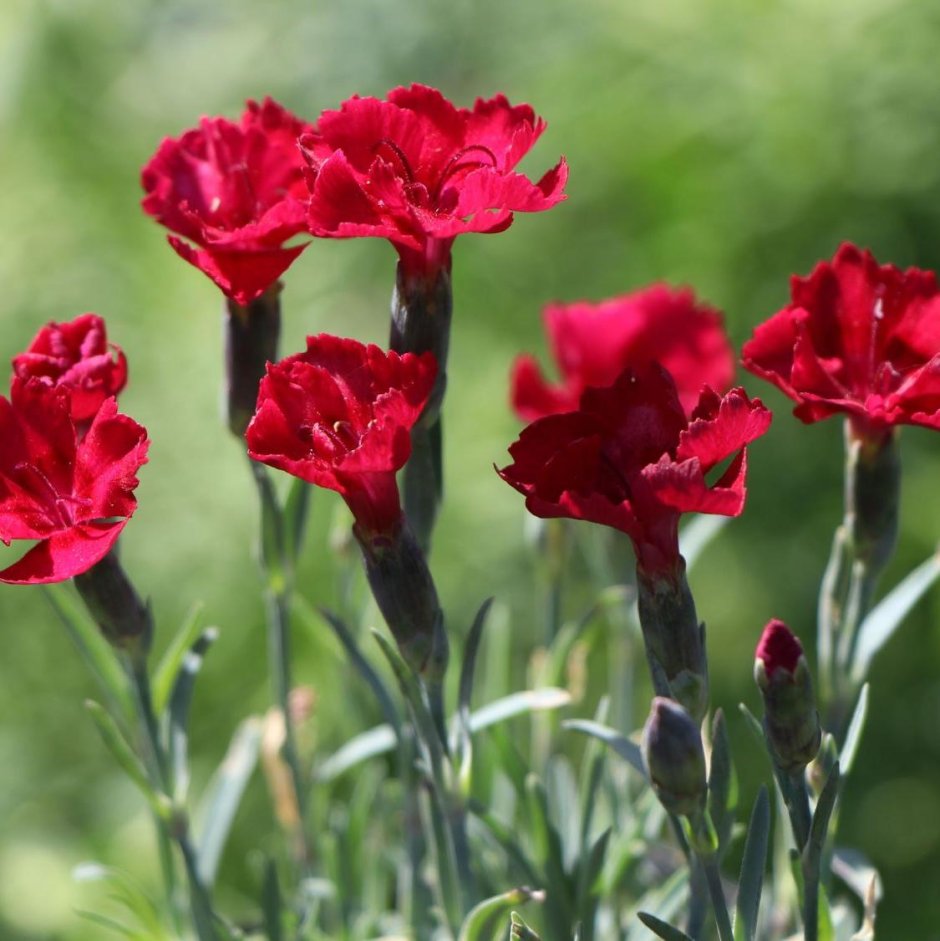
[141,98,314,305]
[301,84,568,278]
[511,285,735,422]
[12,314,127,423]
[499,365,771,579]
[0,379,149,584]
[742,242,940,436]
[246,334,436,537]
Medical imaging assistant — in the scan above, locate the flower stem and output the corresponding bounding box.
[699,851,734,941]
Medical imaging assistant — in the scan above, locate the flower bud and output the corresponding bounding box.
[642,696,707,818]
[754,619,821,773]
[73,550,153,661]
[355,521,446,676]
[225,285,281,437]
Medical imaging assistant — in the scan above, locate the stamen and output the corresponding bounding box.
[373,139,415,184]
[434,144,499,198]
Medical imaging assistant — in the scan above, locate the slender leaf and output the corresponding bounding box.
[85,700,169,819]
[809,763,841,863]
[832,848,882,905]
[576,827,611,940]
[563,719,645,777]
[168,628,218,802]
[316,607,400,733]
[852,549,940,682]
[637,912,693,941]
[510,911,543,941]
[625,868,689,941]
[708,710,737,856]
[152,603,205,716]
[734,786,770,941]
[283,476,312,564]
[195,717,263,886]
[839,684,869,777]
[458,886,543,941]
[316,687,572,782]
[261,859,283,941]
[525,773,574,925]
[680,514,729,571]
[454,598,494,790]
[44,584,134,724]
[738,703,766,749]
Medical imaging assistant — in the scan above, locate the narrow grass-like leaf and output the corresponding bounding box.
[469,688,572,731]
[454,598,494,790]
[316,607,400,733]
[168,628,218,802]
[261,859,283,941]
[195,717,263,886]
[832,848,882,905]
[680,514,729,571]
[809,763,841,862]
[526,773,574,926]
[284,476,311,564]
[44,584,134,724]
[738,703,766,750]
[852,549,940,682]
[734,786,769,941]
[469,804,542,886]
[152,603,205,716]
[839,684,869,777]
[458,886,543,941]
[85,701,169,819]
[314,724,397,782]
[510,911,543,941]
[563,719,645,777]
[625,868,689,941]
[708,710,737,857]
[576,827,611,941]
[637,912,693,940]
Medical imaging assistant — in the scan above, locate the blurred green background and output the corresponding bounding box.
[2,0,940,936]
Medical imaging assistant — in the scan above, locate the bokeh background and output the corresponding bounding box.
[2,0,940,937]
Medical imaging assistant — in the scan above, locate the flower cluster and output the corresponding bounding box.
[141,86,567,302]
[1,317,148,584]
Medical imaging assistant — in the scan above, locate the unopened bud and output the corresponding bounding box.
[754,619,821,773]
[643,697,707,818]
[225,284,281,437]
[355,521,446,676]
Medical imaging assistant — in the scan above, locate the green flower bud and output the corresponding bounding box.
[643,696,707,818]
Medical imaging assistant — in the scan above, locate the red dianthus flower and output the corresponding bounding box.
[141,98,314,305]
[511,285,734,422]
[301,84,567,277]
[499,365,771,579]
[12,314,127,423]
[246,334,436,537]
[742,242,940,434]
[0,380,149,584]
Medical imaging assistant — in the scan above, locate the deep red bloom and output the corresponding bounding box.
[301,84,567,277]
[755,619,804,677]
[246,334,436,536]
[141,98,314,305]
[742,242,940,433]
[12,314,127,423]
[511,285,735,422]
[0,380,149,584]
[499,365,771,578]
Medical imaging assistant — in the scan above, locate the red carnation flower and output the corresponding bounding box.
[742,242,940,434]
[301,84,567,277]
[246,334,436,537]
[12,314,127,423]
[141,98,314,305]
[0,380,149,584]
[499,365,771,579]
[511,285,735,422]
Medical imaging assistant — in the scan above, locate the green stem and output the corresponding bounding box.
[802,854,820,941]
[699,852,733,941]
[785,770,812,852]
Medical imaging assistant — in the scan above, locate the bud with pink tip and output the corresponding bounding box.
[754,619,821,773]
